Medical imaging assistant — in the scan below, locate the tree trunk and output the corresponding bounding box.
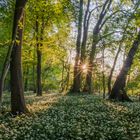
[80,0,91,64]
[24,65,29,91]
[71,0,83,93]
[36,19,42,96]
[108,45,121,95]
[10,0,28,115]
[33,62,36,93]
[0,0,27,108]
[36,45,42,96]
[0,65,9,106]
[61,60,65,92]
[33,45,36,93]
[36,17,44,96]
[83,38,97,93]
[102,46,106,99]
[66,64,70,91]
[109,31,140,101]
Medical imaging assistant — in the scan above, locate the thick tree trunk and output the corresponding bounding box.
[83,38,97,93]
[109,31,140,101]
[10,0,28,115]
[71,0,83,93]
[0,0,27,108]
[72,57,81,93]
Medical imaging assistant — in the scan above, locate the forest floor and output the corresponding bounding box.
[0,92,140,140]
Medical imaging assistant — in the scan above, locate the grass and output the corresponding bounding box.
[0,92,140,140]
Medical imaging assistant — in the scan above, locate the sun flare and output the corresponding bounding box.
[81,64,88,73]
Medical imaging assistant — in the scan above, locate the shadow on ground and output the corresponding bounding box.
[0,93,140,140]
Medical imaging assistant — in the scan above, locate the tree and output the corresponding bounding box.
[0,0,14,107]
[107,1,140,95]
[35,18,42,96]
[109,31,140,101]
[71,0,83,93]
[83,0,112,93]
[101,43,106,98]
[107,27,127,95]
[10,0,28,115]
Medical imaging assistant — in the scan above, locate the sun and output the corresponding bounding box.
[81,64,88,73]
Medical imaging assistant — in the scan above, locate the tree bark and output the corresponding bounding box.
[102,45,106,99]
[36,46,42,96]
[36,16,44,96]
[33,45,36,93]
[109,31,140,101]
[24,64,29,91]
[33,62,36,93]
[66,64,70,91]
[60,60,65,92]
[71,0,83,93]
[10,0,28,115]
[36,19,42,96]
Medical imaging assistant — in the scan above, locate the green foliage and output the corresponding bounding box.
[0,1,14,74]
[0,93,140,140]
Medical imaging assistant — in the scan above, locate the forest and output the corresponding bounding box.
[0,0,140,139]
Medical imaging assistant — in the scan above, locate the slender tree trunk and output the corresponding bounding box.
[71,0,83,93]
[36,45,42,96]
[109,31,140,101]
[10,0,28,115]
[98,74,101,95]
[36,17,44,96]
[33,63,36,93]
[0,65,9,106]
[24,65,29,91]
[102,72,106,98]
[36,19,42,96]
[108,45,121,95]
[4,76,10,91]
[102,46,106,99]
[35,20,40,95]
[61,60,65,92]
[33,45,36,93]
[66,64,70,91]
